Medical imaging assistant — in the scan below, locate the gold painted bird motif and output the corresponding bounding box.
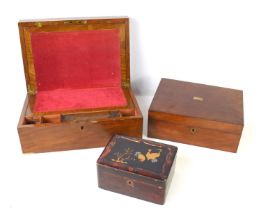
[135,149,162,163]
[146,149,162,162]
[135,152,146,162]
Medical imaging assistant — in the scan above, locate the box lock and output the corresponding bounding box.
[126,179,134,187]
[190,127,197,134]
[64,20,88,25]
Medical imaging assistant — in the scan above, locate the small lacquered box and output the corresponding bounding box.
[97,135,178,204]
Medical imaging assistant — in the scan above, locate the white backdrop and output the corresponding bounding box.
[0,0,260,209]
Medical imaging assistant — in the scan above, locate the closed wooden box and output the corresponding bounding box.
[148,79,244,153]
[17,17,143,153]
[97,135,178,204]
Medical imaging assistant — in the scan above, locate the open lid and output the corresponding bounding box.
[97,135,178,180]
[18,17,130,95]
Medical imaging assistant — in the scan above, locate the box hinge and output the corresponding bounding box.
[122,82,130,88]
[64,20,88,25]
[27,85,36,95]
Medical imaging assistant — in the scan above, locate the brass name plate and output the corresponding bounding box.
[193,96,204,101]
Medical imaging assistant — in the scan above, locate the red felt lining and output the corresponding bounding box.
[30,29,127,112]
[34,87,127,113]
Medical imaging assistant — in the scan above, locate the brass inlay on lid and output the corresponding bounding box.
[64,20,88,25]
[35,22,42,27]
[193,96,204,101]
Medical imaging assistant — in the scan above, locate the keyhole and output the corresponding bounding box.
[80,126,84,130]
[190,127,197,134]
[127,179,134,187]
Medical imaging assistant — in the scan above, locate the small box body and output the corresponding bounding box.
[148,78,244,153]
[17,17,143,153]
[97,135,178,204]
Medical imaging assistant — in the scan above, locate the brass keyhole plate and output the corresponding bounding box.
[126,179,134,187]
[190,127,197,134]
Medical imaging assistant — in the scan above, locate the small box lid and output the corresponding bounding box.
[150,79,244,126]
[97,135,178,180]
[18,17,130,95]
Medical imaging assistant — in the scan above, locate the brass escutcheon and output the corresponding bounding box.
[126,179,134,187]
[35,22,42,27]
[190,127,197,134]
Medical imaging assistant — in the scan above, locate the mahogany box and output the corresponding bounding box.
[148,79,244,153]
[17,17,143,153]
[97,135,178,204]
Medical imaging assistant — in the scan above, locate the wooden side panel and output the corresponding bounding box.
[18,116,142,153]
[97,164,166,205]
[165,152,177,196]
[148,112,243,153]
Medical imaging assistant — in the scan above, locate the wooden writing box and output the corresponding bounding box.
[148,79,244,153]
[97,135,178,205]
[17,17,143,153]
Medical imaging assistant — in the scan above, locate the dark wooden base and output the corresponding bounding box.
[97,164,166,204]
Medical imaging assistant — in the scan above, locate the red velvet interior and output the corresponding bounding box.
[31,29,127,112]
